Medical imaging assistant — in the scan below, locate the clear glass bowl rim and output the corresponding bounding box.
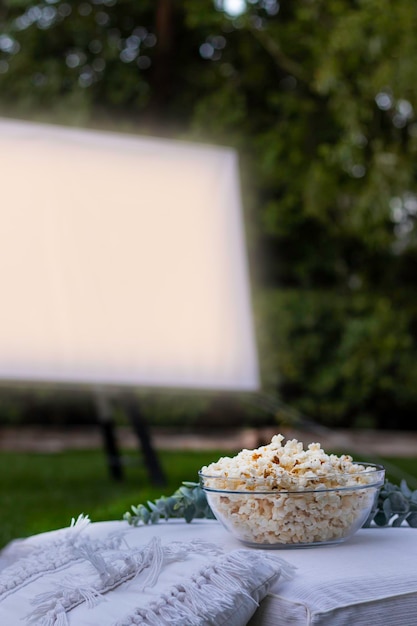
[199,462,385,495]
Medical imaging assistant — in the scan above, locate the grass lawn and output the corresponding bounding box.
[0,448,416,549]
[0,448,231,549]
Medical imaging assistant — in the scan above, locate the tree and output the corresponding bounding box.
[2,0,417,428]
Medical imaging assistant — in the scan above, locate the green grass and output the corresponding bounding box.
[0,448,416,550]
[0,448,232,549]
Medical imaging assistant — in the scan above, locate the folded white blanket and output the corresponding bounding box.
[0,516,295,626]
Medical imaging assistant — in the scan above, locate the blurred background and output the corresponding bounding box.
[1,0,417,430]
[1,0,417,544]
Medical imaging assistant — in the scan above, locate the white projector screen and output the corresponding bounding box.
[0,118,259,391]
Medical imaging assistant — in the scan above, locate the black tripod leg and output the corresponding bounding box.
[122,394,166,486]
[95,391,124,481]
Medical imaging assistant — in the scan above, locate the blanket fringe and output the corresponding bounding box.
[25,532,224,625]
[115,550,296,626]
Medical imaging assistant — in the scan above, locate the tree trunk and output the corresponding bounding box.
[147,0,176,130]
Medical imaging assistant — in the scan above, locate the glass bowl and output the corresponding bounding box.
[199,463,385,548]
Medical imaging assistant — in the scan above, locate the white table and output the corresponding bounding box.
[0,518,416,625]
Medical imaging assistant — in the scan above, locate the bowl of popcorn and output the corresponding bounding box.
[199,435,385,548]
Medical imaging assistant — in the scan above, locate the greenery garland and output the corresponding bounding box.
[363,479,417,528]
[124,479,417,529]
[123,482,215,526]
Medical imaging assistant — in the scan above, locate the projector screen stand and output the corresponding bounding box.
[95,390,166,486]
[122,393,167,487]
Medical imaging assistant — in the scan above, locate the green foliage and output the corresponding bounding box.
[255,289,417,428]
[124,481,215,526]
[364,480,417,528]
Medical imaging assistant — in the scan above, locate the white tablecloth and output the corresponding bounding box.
[0,518,416,625]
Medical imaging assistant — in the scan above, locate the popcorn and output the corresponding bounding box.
[200,434,382,546]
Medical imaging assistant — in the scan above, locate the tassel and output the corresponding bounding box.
[73,541,116,580]
[0,520,129,603]
[27,603,69,626]
[68,515,90,541]
[115,548,295,626]
[136,537,164,590]
[56,577,105,609]
[54,603,69,626]
[69,514,90,530]
[26,536,286,626]
[26,535,194,624]
[188,539,224,556]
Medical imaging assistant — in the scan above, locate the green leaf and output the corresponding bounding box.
[392,514,408,527]
[400,480,412,498]
[373,510,389,526]
[367,479,417,528]
[406,512,417,528]
[382,497,392,516]
[184,504,196,523]
[123,482,214,526]
[388,492,409,514]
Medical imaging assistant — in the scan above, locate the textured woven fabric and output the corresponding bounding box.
[0,518,293,626]
[247,525,417,626]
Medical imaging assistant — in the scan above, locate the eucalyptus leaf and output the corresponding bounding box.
[150,510,161,524]
[370,480,417,528]
[184,504,196,523]
[382,497,392,516]
[373,511,389,527]
[400,480,412,498]
[388,492,409,513]
[392,514,407,527]
[406,512,417,528]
